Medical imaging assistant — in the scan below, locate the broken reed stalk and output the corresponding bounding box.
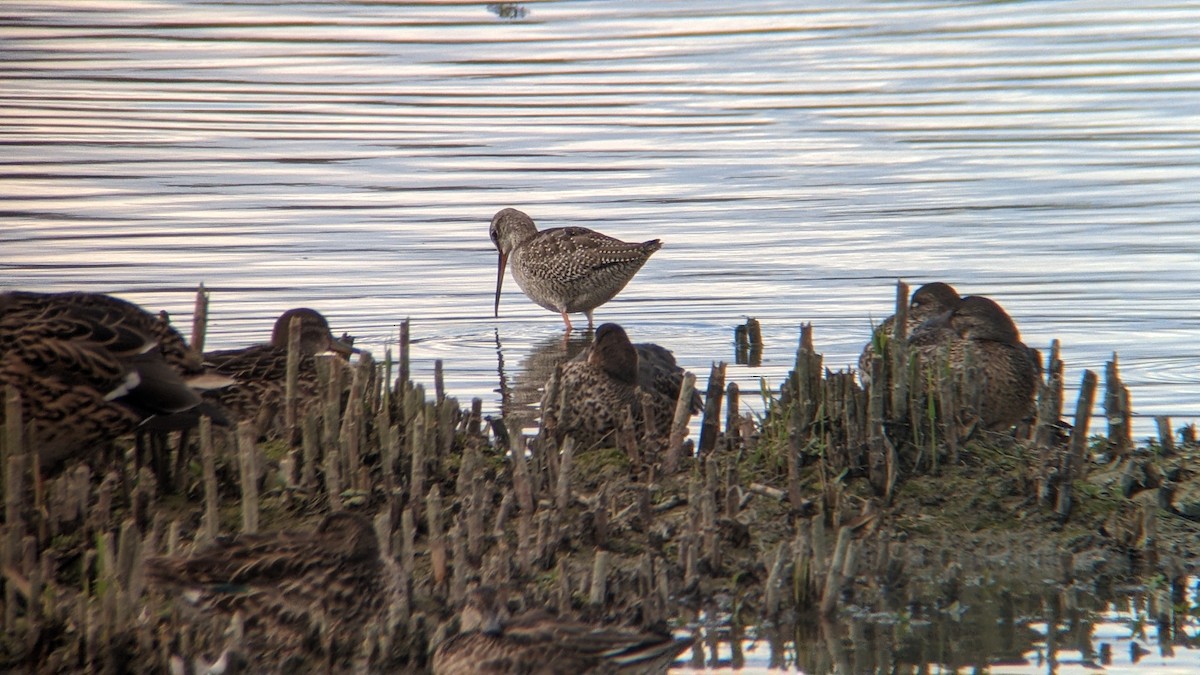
[935,346,959,464]
[340,354,370,491]
[701,457,719,570]
[285,313,303,443]
[427,484,447,587]
[4,384,24,512]
[1105,353,1132,459]
[236,420,259,534]
[792,324,819,431]
[725,382,740,439]
[1057,369,1099,520]
[590,550,611,606]
[867,356,887,495]
[819,526,855,616]
[889,280,910,421]
[592,487,609,549]
[697,362,727,457]
[735,318,763,366]
[4,386,24,631]
[378,407,397,493]
[301,412,319,489]
[468,398,483,437]
[746,317,763,347]
[1035,340,1066,449]
[664,372,697,474]
[437,395,455,459]
[616,405,639,468]
[466,473,486,564]
[400,506,416,588]
[198,416,219,544]
[409,390,427,522]
[555,437,575,513]
[1156,416,1175,455]
[449,524,467,601]
[190,283,209,355]
[316,356,339,449]
[764,541,787,618]
[786,443,803,510]
[398,319,411,398]
[434,359,445,404]
[507,421,535,517]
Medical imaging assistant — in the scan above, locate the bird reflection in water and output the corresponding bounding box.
[493,328,593,438]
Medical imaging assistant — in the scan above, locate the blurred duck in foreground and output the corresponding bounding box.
[432,586,693,675]
[0,290,225,472]
[490,208,661,332]
[909,294,1040,433]
[203,307,354,439]
[858,281,961,388]
[539,323,699,453]
[145,511,401,673]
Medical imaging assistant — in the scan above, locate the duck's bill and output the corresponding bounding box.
[328,336,357,356]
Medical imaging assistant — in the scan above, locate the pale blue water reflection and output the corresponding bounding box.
[3,0,1199,445]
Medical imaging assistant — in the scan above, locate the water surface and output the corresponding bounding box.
[3,1,1199,438]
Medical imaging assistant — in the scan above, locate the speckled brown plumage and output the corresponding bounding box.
[432,586,692,675]
[0,290,212,470]
[858,282,961,387]
[909,295,1039,432]
[634,341,702,416]
[491,208,661,331]
[145,512,402,672]
[203,308,353,439]
[1,290,206,373]
[540,323,694,452]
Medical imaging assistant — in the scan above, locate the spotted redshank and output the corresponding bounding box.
[490,208,661,331]
[909,295,1039,432]
[432,585,693,675]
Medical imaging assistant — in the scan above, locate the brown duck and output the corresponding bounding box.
[0,290,221,471]
[203,307,354,438]
[145,511,401,672]
[858,281,961,387]
[540,323,697,452]
[490,208,661,332]
[432,586,693,675]
[909,295,1040,432]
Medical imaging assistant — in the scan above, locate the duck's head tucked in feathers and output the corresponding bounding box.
[589,323,638,386]
[269,307,354,356]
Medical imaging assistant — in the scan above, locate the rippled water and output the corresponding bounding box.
[4,1,1199,441]
[5,2,1200,670]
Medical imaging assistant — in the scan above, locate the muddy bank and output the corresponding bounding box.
[2,310,1199,672]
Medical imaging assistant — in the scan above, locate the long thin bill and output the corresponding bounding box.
[494,252,507,318]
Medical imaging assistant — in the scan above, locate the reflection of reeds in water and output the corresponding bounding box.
[496,330,592,432]
[730,574,1137,672]
[433,585,692,674]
